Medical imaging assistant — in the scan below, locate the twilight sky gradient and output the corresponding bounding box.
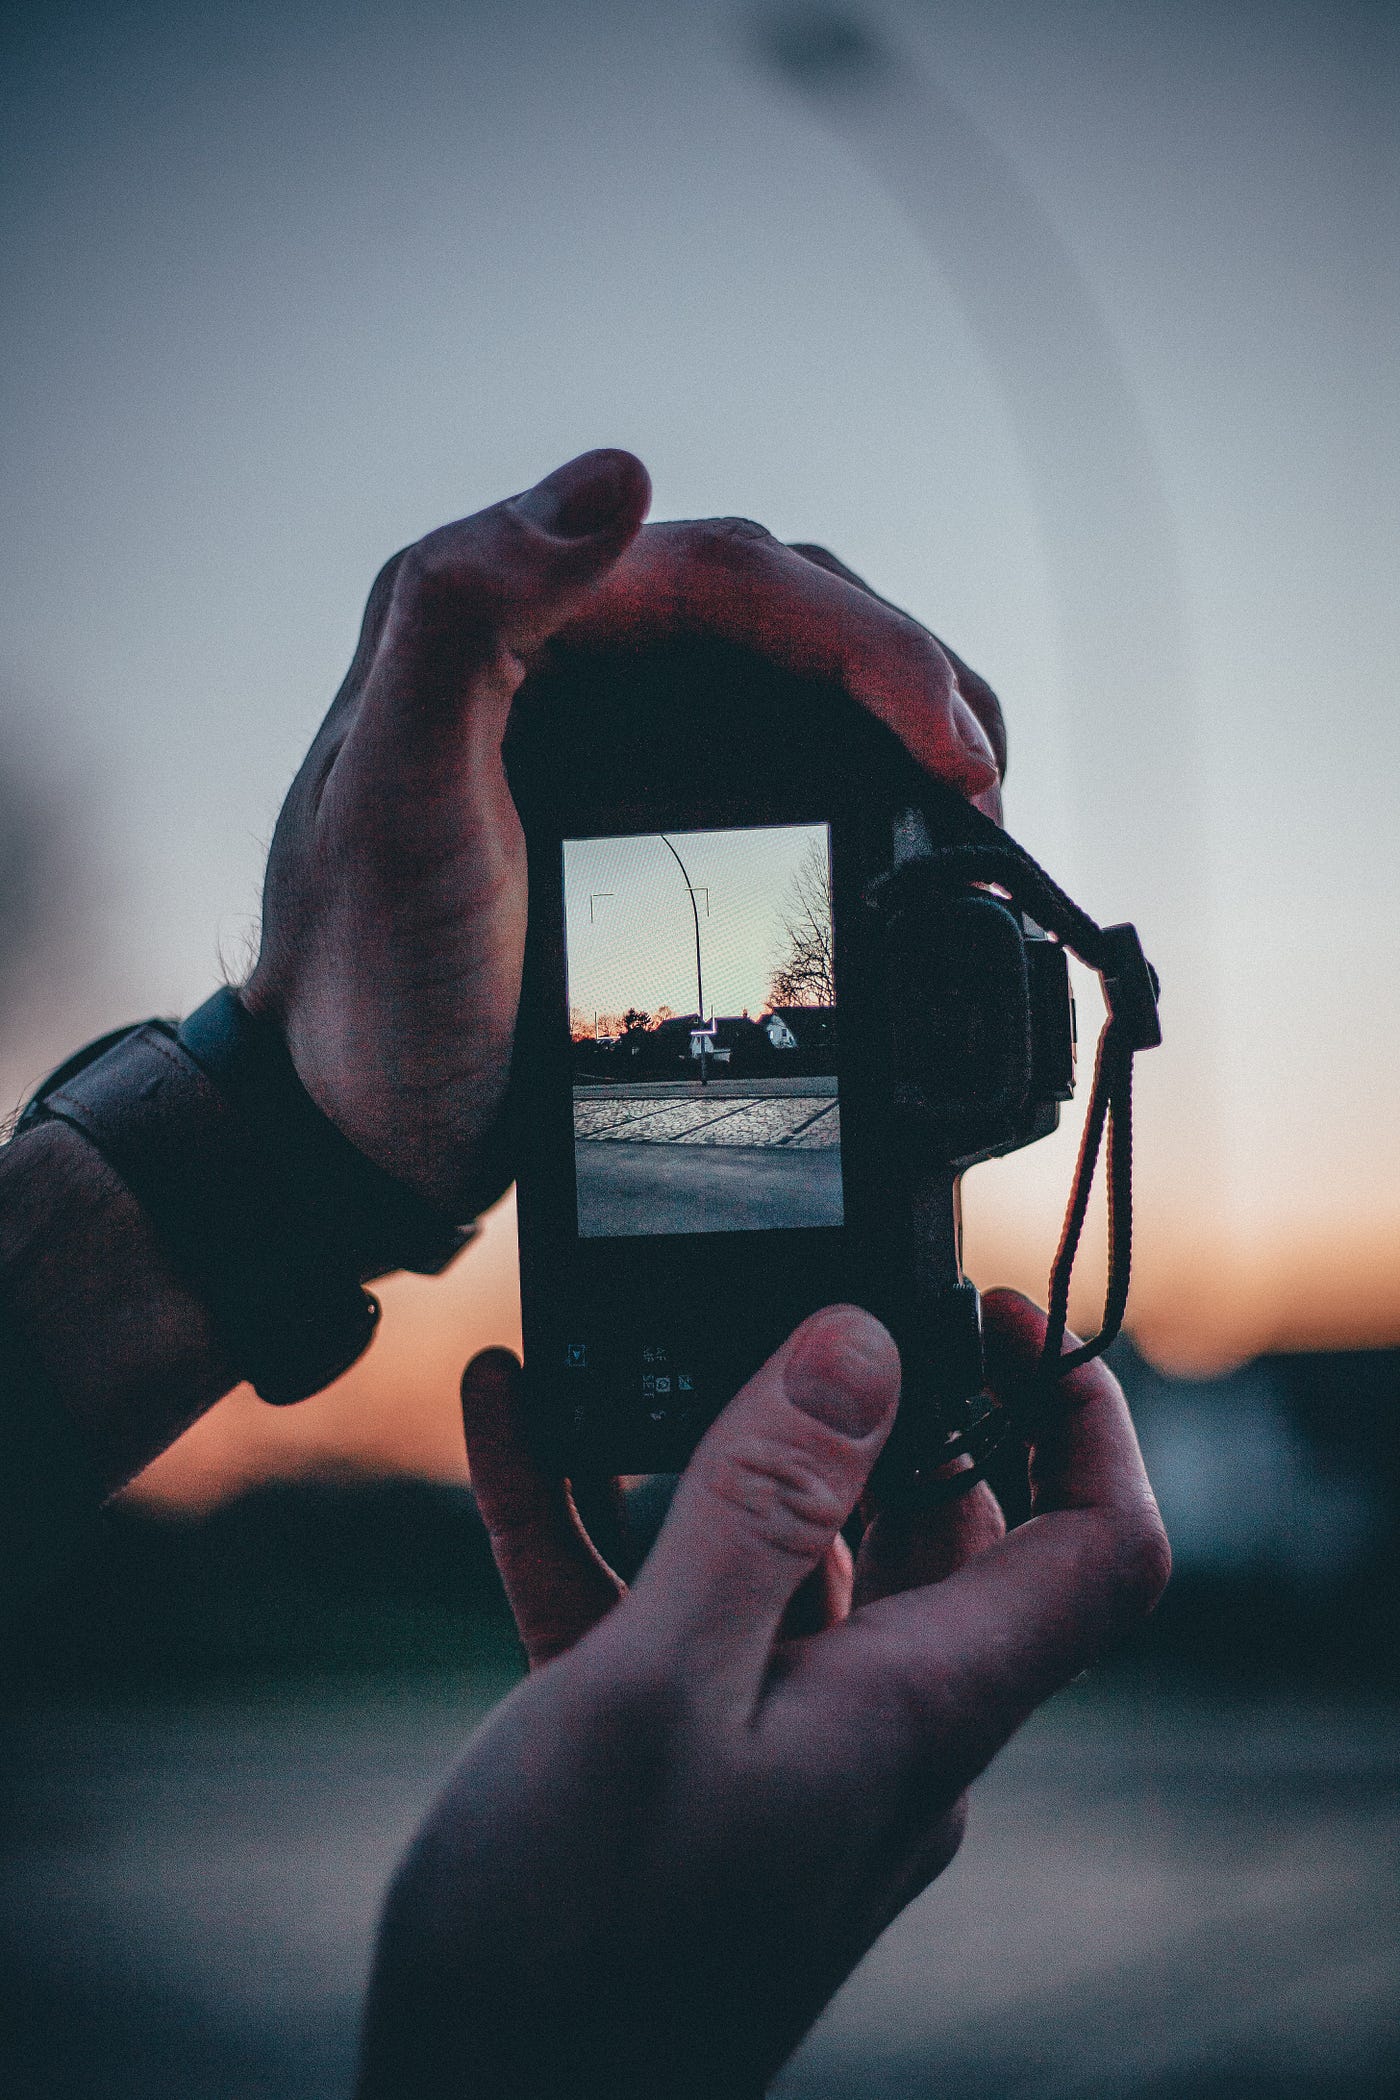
[1,0,1395,1503]
[564,825,829,1027]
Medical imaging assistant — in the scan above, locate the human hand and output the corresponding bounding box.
[356,1292,1169,2098]
[243,453,1003,1214]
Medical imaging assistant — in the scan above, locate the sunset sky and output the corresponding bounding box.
[1,0,1395,1505]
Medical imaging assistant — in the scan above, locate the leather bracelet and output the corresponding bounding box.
[16,990,476,1406]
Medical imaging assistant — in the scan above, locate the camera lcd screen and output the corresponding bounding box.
[563,823,843,1238]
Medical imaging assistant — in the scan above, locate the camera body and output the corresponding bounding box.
[505,639,1076,1487]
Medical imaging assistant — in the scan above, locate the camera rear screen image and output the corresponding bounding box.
[564,823,842,1238]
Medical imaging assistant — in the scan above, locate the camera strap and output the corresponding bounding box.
[882,814,1160,1495]
[908,831,1159,1378]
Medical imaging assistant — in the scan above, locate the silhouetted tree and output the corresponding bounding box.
[767,836,834,1007]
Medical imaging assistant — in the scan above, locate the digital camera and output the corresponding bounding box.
[505,636,1156,1499]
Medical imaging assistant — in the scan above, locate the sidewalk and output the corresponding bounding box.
[574,1090,840,1149]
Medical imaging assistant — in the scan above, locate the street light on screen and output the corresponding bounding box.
[658,835,712,1084]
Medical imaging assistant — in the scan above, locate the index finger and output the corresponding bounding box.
[784,539,1007,783]
[292,450,653,782]
[461,1348,624,1668]
[830,1291,1170,1785]
[556,518,1001,801]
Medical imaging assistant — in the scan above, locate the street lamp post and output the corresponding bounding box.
[659,834,710,1084]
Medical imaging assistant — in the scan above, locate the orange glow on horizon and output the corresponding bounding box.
[124,1187,1400,1514]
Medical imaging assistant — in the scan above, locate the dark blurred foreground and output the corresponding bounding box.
[2,1342,1397,2098]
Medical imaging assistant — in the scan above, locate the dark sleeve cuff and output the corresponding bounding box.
[0,1309,105,1628]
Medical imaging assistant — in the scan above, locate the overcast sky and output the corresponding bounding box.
[2,0,1395,1499]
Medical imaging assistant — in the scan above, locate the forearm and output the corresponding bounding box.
[0,1120,236,1496]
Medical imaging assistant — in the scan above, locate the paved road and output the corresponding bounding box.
[575,1136,845,1235]
[573,1077,844,1235]
[1,1679,1394,2098]
[574,1086,840,1149]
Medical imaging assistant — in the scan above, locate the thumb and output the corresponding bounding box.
[349,447,652,763]
[630,1306,900,1696]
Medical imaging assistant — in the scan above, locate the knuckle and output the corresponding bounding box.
[1096,1501,1173,1616]
[383,534,513,673]
[366,545,412,615]
[595,1625,694,1738]
[479,1496,551,1556]
[921,1796,970,1879]
[897,615,954,684]
[395,518,505,601]
[955,673,1008,774]
[691,515,779,563]
[850,605,953,698]
[387,539,452,627]
[391,535,438,599]
[702,1439,848,1565]
[345,548,415,685]
[393,534,475,612]
[884,1650,964,1752]
[1126,1510,1174,1612]
[850,1648,975,1798]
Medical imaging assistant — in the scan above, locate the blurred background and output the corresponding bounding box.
[2,1,1396,2094]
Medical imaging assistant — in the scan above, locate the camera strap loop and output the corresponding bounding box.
[1041,1015,1135,1380]
[907,822,1161,1392]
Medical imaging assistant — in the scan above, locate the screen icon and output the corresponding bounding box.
[565,1342,588,1368]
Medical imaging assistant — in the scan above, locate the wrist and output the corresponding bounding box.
[181,987,478,1287]
[16,989,474,1415]
[240,968,513,1219]
[0,1119,235,1494]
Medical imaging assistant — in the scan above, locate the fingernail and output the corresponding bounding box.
[515,450,641,539]
[952,691,998,778]
[784,1310,899,1435]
